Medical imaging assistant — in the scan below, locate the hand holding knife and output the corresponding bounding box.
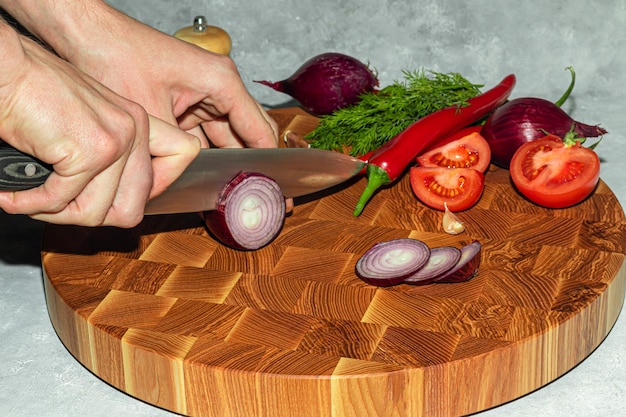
[0,142,365,215]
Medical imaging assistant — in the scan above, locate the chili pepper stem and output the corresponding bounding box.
[353,165,391,216]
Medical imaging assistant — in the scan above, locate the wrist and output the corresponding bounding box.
[0,24,12,107]
[0,0,115,61]
[0,18,22,91]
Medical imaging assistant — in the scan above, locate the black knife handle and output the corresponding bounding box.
[0,142,51,190]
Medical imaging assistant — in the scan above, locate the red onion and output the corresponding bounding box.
[403,246,461,286]
[355,238,430,287]
[481,67,607,168]
[431,240,482,283]
[203,172,285,251]
[355,239,482,287]
[254,52,379,116]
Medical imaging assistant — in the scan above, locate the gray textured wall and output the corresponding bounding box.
[108,0,623,113]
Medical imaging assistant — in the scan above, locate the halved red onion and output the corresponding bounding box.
[203,172,285,251]
[431,240,482,283]
[403,246,462,286]
[355,238,430,287]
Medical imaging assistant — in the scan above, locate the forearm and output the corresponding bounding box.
[0,0,122,61]
[0,15,24,108]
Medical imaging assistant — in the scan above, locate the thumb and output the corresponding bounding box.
[147,115,201,199]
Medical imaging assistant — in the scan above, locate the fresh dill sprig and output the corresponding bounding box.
[306,69,483,156]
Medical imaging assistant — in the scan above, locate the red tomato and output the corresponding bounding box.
[422,125,483,152]
[409,166,485,211]
[417,131,491,173]
[509,134,600,208]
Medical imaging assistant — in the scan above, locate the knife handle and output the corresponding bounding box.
[0,142,51,190]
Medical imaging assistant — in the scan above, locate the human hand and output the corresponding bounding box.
[57,3,279,152]
[69,6,290,211]
[0,23,200,227]
[0,1,290,210]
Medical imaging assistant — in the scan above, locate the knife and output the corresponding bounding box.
[0,143,366,214]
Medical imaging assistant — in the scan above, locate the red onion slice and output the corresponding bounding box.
[355,238,430,287]
[203,172,285,251]
[403,246,462,285]
[431,240,482,283]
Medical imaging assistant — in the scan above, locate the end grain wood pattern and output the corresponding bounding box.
[42,108,626,417]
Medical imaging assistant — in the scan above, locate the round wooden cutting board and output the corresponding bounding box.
[42,108,626,417]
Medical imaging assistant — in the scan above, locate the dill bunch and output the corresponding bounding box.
[306,69,483,156]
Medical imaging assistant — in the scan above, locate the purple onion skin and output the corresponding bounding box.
[204,209,240,249]
[432,241,481,284]
[254,52,379,116]
[203,172,285,251]
[481,97,607,168]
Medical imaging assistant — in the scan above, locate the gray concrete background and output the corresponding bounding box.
[114,0,622,109]
[1,0,626,416]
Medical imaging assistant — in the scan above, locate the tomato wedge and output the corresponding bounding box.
[409,166,485,211]
[509,134,600,208]
[417,130,491,173]
[421,125,482,152]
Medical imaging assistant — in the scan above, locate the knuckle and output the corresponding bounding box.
[88,107,144,169]
[213,53,238,73]
[81,217,105,227]
[106,209,144,229]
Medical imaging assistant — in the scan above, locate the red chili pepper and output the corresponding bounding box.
[353,74,516,216]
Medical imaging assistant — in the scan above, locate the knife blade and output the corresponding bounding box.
[0,143,366,214]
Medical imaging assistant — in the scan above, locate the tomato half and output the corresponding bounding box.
[409,166,485,211]
[509,134,600,208]
[422,125,483,152]
[417,131,491,173]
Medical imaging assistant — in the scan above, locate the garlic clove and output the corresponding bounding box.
[442,202,465,235]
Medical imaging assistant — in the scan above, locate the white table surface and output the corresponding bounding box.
[1,0,625,415]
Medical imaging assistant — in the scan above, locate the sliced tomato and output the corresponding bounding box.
[409,166,485,211]
[417,130,491,173]
[509,134,600,208]
[422,125,483,152]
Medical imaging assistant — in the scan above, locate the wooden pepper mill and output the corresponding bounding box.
[174,15,232,55]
